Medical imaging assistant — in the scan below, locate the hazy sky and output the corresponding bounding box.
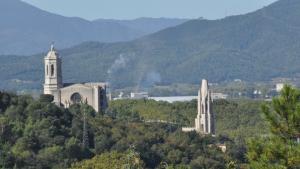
[22,0,278,20]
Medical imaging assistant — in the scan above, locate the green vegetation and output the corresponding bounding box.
[108,98,267,139]
[1,86,299,168]
[214,99,267,139]
[247,85,300,169]
[70,150,145,169]
[108,99,195,125]
[0,91,230,169]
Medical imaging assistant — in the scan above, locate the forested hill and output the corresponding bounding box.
[2,0,300,90]
[0,91,264,168]
[0,0,188,55]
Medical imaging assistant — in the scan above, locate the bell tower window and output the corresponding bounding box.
[46,65,49,76]
[51,64,54,76]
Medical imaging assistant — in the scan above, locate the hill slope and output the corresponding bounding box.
[94,17,190,36]
[2,0,300,91]
[0,0,188,55]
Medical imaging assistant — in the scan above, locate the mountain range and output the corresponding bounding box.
[2,0,300,91]
[0,0,188,55]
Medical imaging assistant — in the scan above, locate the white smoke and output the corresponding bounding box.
[135,71,161,92]
[145,71,161,86]
[106,54,129,91]
[107,54,127,75]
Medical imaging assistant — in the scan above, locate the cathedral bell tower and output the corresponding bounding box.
[43,44,62,104]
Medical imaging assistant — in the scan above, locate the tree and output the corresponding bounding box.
[70,151,144,169]
[39,94,54,103]
[0,92,12,113]
[0,91,236,168]
[0,116,8,135]
[247,85,300,169]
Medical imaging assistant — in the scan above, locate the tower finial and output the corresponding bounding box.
[50,42,54,51]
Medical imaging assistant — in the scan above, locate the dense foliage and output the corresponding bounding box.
[0,92,94,168]
[0,91,237,169]
[108,98,267,139]
[247,86,300,169]
[70,150,145,169]
[3,89,289,168]
[107,98,267,167]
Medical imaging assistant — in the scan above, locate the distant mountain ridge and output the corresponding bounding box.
[0,0,188,55]
[2,0,300,91]
[94,17,191,35]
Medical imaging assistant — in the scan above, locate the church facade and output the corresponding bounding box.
[182,79,215,135]
[43,45,108,112]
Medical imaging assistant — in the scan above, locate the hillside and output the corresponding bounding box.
[108,99,267,139]
[0,0,187,55]
[0,92,239,168]
[94,17,190,36]
[2,0,300,91]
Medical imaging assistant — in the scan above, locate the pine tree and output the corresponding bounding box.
[247,85,300,169]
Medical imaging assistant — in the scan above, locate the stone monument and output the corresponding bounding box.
[182,79,215,135]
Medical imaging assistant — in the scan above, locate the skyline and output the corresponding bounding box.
[21,0,277,20]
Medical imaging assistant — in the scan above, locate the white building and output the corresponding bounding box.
[130,92,149,99]
[43,45,108,112]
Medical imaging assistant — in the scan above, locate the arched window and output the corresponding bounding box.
[46,65,49,76]
[71,93,82,104]
[51,64,54,76]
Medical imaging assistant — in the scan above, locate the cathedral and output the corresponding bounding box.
[43,45,108,112]
[182,79,215,135]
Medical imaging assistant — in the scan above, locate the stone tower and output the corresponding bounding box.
[194,79,215,134]
[182,79,215,134]
[43,45,62,104]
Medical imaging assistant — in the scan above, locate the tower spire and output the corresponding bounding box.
[182,79,215,135]
[50,42,54,51]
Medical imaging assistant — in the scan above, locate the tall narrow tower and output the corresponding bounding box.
[43,45,62,104]
[195,79,215,134]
